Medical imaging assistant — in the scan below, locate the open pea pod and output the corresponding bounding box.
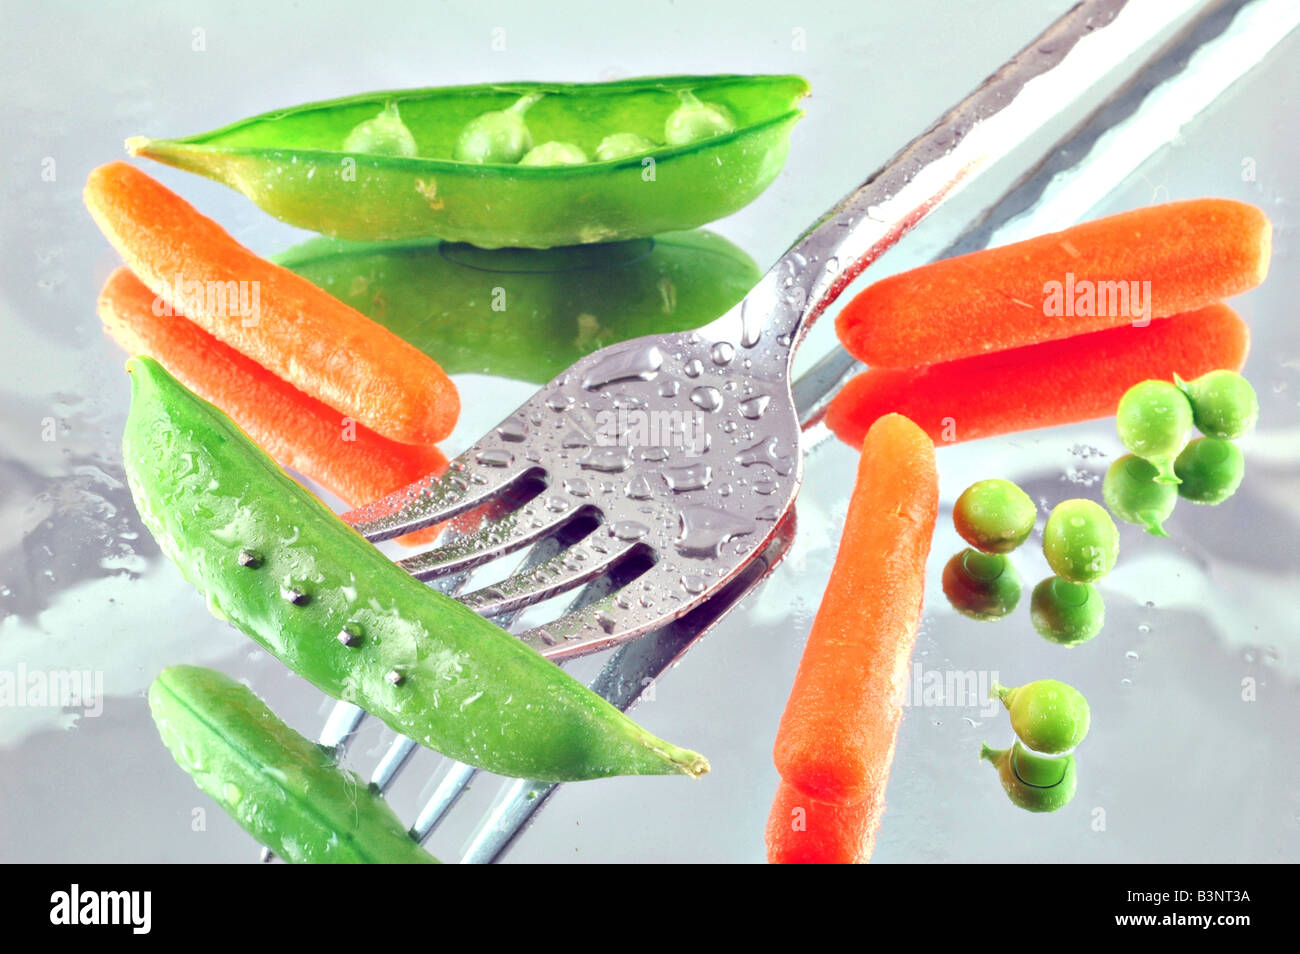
[127,74,810,248]
[275,229,760,383]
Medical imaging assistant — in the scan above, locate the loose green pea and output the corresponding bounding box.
[981,741,1077,813]
[664,90,736,145]
[992,679,1090,754]
[519,141,588,166]
[594,131,658,161]
[1103,454,1177,537]
[953,478,1036,553]
[941,549,1022,621]
[452,92,542,164]
[341,103,419,158]
[1030,576,1105,647]
[1116,379,1194,483]
[1175,370,1259,439]
[1174,437,1245,505]
[1043,498,1118,583]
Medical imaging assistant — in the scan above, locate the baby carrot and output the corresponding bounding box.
[825,303,1249,449]
[98,267,447,512]
[766,779,882,864]
[772,413,938,806]
[836,199,1270,367]
[84,161,459,445]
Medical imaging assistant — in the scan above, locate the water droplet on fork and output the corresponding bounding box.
[563,477,592,498]
[663,463,712,493]
[610,520,649,541]
[738,395,771,420]
[496,416,527,442]
[690,386,723,412]
[625,474,654,500]
[675,506,754,558]
[581,344,664,390]
[580,447,632,473]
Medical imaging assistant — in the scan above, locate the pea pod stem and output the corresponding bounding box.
[510,91,545,115]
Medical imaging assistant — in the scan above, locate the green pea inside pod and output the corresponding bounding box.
[1030,576,1105,647]
[1103,454,1177,537]
[452,91,543,164]
[1174,437,1245,505]
[664,89,737,144]
[519,141,588,166]
[1043,498,1118,583]
[341,103,419,158]
[1116,379,1194,484]
[953,478,1036,553]
[981,741,1078,813]
[1175,369,1259,439]
[274,229,760,384]
[941,549,1022,621]
[594,132,659,161]
[992,679,1090,754]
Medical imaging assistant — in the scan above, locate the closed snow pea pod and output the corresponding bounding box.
[274,230,760,384]
[127,75,810,248]
[149,665,438,863]
[123,357,709,783]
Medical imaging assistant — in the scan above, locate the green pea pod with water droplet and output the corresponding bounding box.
[149,664,438,863]
[274,230,759,384]
[126,75,809,248]
[123,356,709,782]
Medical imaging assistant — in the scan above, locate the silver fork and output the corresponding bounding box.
[273,0,1287,862]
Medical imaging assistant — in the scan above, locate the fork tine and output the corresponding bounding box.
[517,525,778,661]
[370,735,419,791]
[409,762,478,846]
[395,499,596,581]
[458,537,646,618]
[342,457,543,542]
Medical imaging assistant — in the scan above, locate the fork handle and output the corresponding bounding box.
[736,0,1203,357]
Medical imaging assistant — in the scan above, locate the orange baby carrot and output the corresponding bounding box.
[98,266,447,513]
[825,303,1249,449]
[836,199,1269,368]
[766,779,882,864]
[84,161,459,445]
[772,413,938,806]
